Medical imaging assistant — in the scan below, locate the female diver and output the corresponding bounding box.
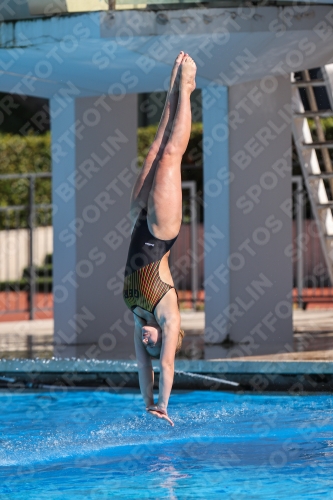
[123,52,197,426]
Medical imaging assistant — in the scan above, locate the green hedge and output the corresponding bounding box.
[308,117,333,141]
[0,278,52,292]
[138,122,203,166]
[0,253,53,291]
[1,118,319,224]
[0,133,52,229]
[0,133,51,206]
[0,124,203,202]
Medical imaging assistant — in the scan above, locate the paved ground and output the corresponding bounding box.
[0,310,333,360]
[0,319,54,337]
[0,312,203,336]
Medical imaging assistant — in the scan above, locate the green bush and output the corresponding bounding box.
[138,122,203,166]
[23,264,53,279]
[322,117,333,140]
[0,253,53,291]
[137,125,156,163]
[2,118,320,224]
[0,132,51,205]
[308,117,333,142]
[0,278,52,292]
[0,126,204,228]
[0,133,51,229]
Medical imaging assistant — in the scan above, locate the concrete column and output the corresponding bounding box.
[51,94,138,359]
[203,76,293,358]
[202,86,230,343]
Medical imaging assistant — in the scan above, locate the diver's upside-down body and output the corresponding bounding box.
[123,207,178,316]
[121,51,197,426]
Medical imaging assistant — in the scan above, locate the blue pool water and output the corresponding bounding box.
[1,390,333,499]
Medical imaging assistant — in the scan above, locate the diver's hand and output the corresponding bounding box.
[146,405,174,427]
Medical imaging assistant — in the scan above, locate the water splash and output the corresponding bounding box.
[1,391,333,500]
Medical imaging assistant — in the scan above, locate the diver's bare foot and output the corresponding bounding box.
[180,55,196,93]
[169,51,185,93]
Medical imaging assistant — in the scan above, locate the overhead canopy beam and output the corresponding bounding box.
[1,6,333,99]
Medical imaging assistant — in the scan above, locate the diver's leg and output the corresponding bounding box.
[130,51,185,221]
[147,55,196,240]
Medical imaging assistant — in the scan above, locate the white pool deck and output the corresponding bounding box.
[0,357,333,375]
[1,309,332,337]
[0,310,333,375]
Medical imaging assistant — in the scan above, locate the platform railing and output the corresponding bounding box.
[169,181,201,310]
[0,173,53,320]
[292,176,333,308]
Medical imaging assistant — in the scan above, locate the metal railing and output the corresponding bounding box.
[293,176,304,309]
[0,173,53,320]
[292,176,333,308]
[1,173,332,321]
[0,175,202,320]
[169,181,201,309]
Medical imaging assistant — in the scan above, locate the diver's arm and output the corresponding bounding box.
[144,326,177,427]
[142,293,180,426]
[134,317,155,407]
[157,316,180,412]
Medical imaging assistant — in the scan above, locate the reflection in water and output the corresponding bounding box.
[149,454,191,499]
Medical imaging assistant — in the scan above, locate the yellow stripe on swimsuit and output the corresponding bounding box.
[123,208,178,314]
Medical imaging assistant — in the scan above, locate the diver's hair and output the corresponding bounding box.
[175,329,184,354]
[147,329,185,359]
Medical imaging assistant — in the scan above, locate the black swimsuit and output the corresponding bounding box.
[123,208,178,314]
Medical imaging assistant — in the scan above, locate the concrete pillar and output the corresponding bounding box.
[51,94,138,359]
[203,76,293,358]
[202,85,230,342]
